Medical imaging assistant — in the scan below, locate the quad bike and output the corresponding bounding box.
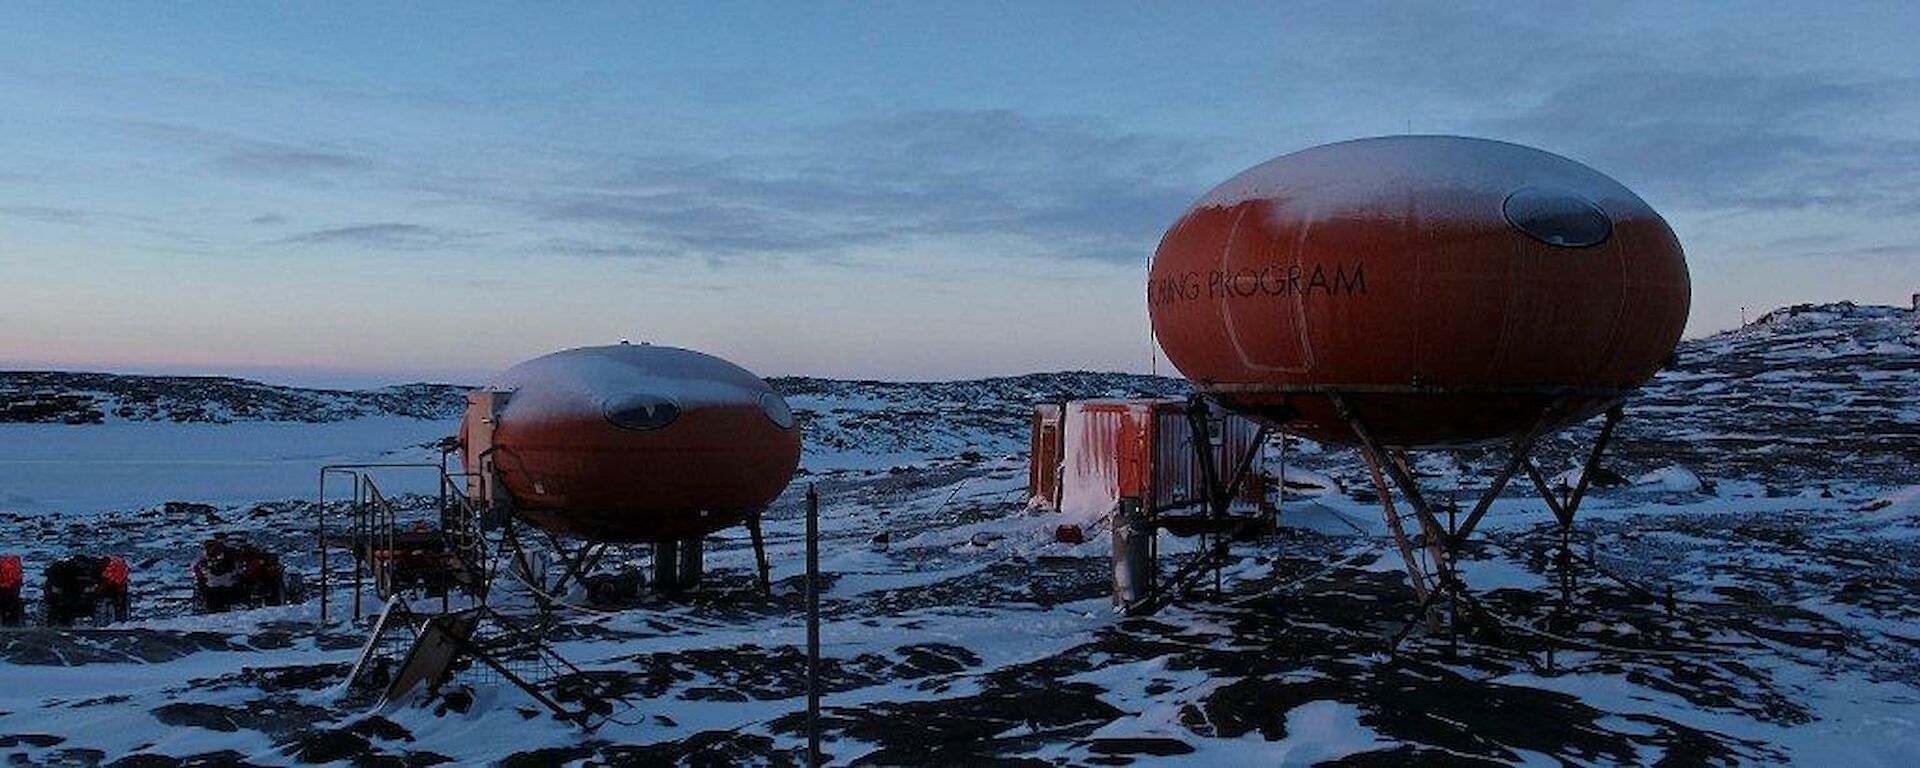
[0,554,23,627]
[43,554,131,626]
[193,536,298,613]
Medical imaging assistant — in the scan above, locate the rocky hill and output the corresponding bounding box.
[0,373,469,424]
[1589,301,1918,488]
[4,301,1912,486]
[774,371,1185,465]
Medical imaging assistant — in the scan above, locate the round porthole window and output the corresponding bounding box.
[605,394,681,431]
[759,392,796,429]
[1503,187,1611,248]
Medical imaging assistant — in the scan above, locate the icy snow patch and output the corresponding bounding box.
[1252,700,1395,765]
[1634,465,1704,494]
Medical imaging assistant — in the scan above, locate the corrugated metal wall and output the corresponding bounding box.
[1035,399,1270,519]
[1149,408,1265,514]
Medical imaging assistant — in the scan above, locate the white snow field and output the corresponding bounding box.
[0,302,1915,765]
[0,419,454,514]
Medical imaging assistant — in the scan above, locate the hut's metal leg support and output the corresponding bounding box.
[1446,404,1562,548]
[1362,453,1429,605]
[1520,405,1624,650]
[1389,449,1452,587]
[1187,397,1227,597]
[539,533,607,609]
[502,516,543,596]
[677,536,705,589]
[748,510,772,596]
[1524,405,1623,529]
[1335,395,1572,653]
[1141,398,1271,612]
[1386,580,1449,650]
[1333,395,1453,642]
[1332,397,1449,543]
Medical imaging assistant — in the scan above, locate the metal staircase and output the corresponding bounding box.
[318,462,495,623]
[316,432,637,730]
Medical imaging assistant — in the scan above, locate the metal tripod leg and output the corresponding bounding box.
[1386,577,1449,653]
[1336,396,1454,640]
[1337,395,1571,653]
[531,529,606,611]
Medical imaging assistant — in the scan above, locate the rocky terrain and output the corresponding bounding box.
[1606,301,1920,487]
[0,373,469,425]
[0,302,1914,765]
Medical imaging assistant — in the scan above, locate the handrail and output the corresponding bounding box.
[318,461,493,624]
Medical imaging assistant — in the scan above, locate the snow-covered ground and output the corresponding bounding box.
[0,419,454,513]
[0,302,1915,765]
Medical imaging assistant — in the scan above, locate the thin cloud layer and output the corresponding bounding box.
[508,109,1212,265]
[116,120,374,179]
[1481,71,1920,216]
[273,222,475,250]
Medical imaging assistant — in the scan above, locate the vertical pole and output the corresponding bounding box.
[1052,397,1068,513]
[1558,527,1573,605]
[1185,396,1227,596]
[1447,570,1460,657]
[749,511,772,596]
[1447,492,1460,655]
[679,536,705,589]
[652,539,679,592]
[1560,406,1624,525]
[353,475,364,623]
[319,472,329,624]
[806,483,822,768]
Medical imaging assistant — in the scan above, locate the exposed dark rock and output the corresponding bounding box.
[105,750,260,768]
[185,664,347,694]
[285,727,370,764]
[346,716,413,744]
[150,698,333,741]
[1,629,246,666]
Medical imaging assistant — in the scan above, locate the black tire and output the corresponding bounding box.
[0,593,20,627]
[204,584,231,614]
[367,658,393,693]
[264,575,286,607]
